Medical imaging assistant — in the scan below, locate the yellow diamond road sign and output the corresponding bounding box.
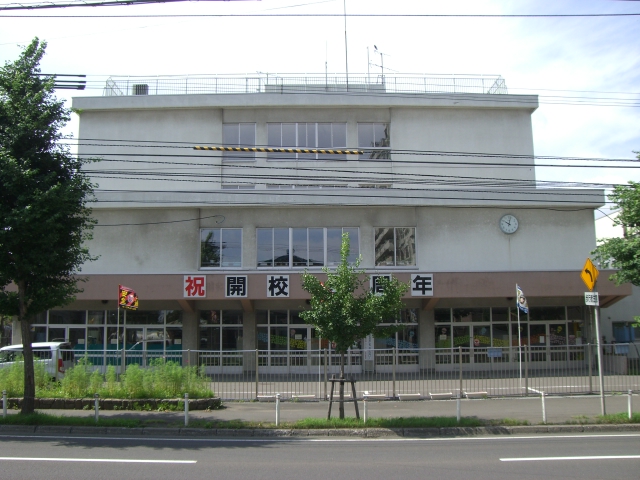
[581,258,599,292]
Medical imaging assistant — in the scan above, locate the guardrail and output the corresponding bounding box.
[63,343,640,401]
[102,74,508,97]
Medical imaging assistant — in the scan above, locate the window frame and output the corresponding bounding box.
[200,228,243,269]
[256,227,360,268]
[266,122,347,161]
[222,123,256,161]
[374,227,416,267]
[357,122,391,159]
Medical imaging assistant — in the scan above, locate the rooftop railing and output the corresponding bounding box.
[103,74,508,97]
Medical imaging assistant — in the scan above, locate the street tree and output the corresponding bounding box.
[592,166,640,326]
[0,38,96,414]
[300,233,409,418]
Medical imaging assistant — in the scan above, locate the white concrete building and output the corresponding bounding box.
[24,74,632,373]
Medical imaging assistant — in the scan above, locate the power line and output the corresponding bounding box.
[2,12,640,17]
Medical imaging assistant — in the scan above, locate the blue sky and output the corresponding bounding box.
[1,0,638,188]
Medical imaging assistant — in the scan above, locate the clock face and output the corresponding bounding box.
[499,214,519,234]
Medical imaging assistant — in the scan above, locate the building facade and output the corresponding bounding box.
[14,74,632,373]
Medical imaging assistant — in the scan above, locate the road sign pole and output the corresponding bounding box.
[593,289,606,416]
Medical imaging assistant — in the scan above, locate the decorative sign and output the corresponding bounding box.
[267,275,289,297]
[487,348,503,358]
[581,258,599,292]
[184,275,206,298]
[118,284,139,310]
[585,291,600,306]
[364,334,374,361]
[370,275,392,295]
[410,274,434,297]
[226,275,248,297]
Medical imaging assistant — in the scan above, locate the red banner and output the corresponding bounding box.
[118,284,139,310]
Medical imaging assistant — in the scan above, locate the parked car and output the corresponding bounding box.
[0,342,75,380]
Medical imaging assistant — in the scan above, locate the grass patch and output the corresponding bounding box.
[0,412,144,428]
[596,412,640,424]
[290,416,483,429]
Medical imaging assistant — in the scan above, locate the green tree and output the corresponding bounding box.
[0,38,96,414]
[592,167,640,326]
[300,233,409,418]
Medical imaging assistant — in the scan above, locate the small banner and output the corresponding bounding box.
[118,284,139,310]
[516,284,528,314]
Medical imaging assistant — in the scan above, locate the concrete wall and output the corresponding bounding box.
[84,205,596,274]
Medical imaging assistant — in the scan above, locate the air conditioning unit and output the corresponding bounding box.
[132,84,149,95]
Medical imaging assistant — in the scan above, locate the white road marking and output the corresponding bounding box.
[501,455,640,462]
[0,457,196,464]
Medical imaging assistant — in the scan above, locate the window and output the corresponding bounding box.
[267,123,347,160]
[222,123,256,160]
[257,227,359,267]
[199,310,244,351]
[200,228,242,268]
[374,227,415,266]
[358,123,390,159]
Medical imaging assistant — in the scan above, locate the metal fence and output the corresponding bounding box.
[103,74,508,97]
[68,343,640,401]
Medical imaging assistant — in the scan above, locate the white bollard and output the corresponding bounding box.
[94,393,99,423]
[2,390,6,418]
[275,393,281,426]
[541,391,547,424]
[363,397,368,424]
[629,390,633,420]
[456,392,461,423]
[184,393,189,427]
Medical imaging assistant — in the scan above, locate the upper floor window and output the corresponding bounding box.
[267,123,347,160]
[257,227,359,267]
[374,227,415,267]
[222,123,256,160]
[200,228,242,268]
[358,123,390,159]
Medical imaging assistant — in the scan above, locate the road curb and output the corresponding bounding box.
[0,423,638,438]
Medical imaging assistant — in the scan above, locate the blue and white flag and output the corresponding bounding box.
[516,284,528,314]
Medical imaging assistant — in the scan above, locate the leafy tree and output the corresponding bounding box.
[301,233,409,418]
[0,38,96,414]
[592,166,640,326]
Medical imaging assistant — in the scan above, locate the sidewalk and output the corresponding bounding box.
[33,394,637,426]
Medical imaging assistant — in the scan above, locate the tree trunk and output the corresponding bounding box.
[339,351,345,419]
[18,281,35,415]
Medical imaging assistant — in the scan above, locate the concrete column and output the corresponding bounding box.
[182,311,198,367]
[419,309,435,370]
[243,311,257,372]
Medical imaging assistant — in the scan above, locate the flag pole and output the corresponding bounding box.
[517,289,522,388]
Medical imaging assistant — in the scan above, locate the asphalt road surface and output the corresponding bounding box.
[0,432,639,480]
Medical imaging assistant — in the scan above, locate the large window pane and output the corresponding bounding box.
[453,308,490,323]
[374,228,395,266]
[267,124,281,160]
[126,310,164,325]
[327,228,343,265]
[358,123,390,159]
[49,311,86,325]
[434,308,451,323]
[344,227,359,263]
[308,228,324,266]
[492,324,510,347]
[257,228,273,267]
[223,123,255,160]
[222,327,243,350]
[436,326,451,348]
[395,227,415,266]
[529,307,565,321]
[292,228,308,266]
[270,326,288,351]
[200,327,220,350]
[201,229,221,267]
[273,228,289,266]
[281,123,296,160]
[221,229,242,267]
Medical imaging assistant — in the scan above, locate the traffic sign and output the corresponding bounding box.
[580,258,599,291]
[585,292,599,306]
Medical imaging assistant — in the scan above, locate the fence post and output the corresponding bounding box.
[524,344,529,396]
[363,397,368,424]
[541,391,547,424]
[324,348,328,400]
[456,391,461,423]
[54,349,60,382]
[458,346,463,398]
[184,393,189,427]
[2,390,6,418]
[121,348,126,375]
[392,347,397,398]
[629,390,633,420]
[588,343,593,394]
[94,393,99,423]
[275,393,281,426]
[255,349,259,399]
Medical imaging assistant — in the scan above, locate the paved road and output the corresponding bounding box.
[0,432,638,479]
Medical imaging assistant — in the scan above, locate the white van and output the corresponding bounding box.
[0,342,75,380]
